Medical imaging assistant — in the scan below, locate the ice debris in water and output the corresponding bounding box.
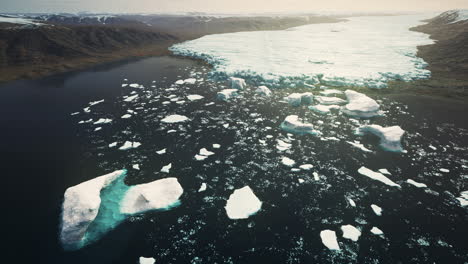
[225,186,262,219]
[60,170,125,250]
[371,227,384,235]
[299,164,313,170]
[287,93,313,106]
[212,144,221,149]
[195,148,215,161]
[439,168,450,173]
[281,157,296,167]
[161,114,189,123]
[156,148,166,155]
[93,118,112,125]
[320,230,340,250]
[379,169,391,175]
[198,183,207,192]
[356,125,405,152]
[120,178,183,215]
[132,164,140,170]
[358,166,401,188]
[280,115,319,135]
[124,95,139,102]
[456,191,468,207]
[342,90,381,118]
[255,86,272,96]
[160,163,172,173]
[229,77,246,90]
[121,114,132,119]
[371,204,383,216]
[89,99,104,106]
[118,141,141,150]
[348,198,356,207]
[347,141,372,152]
[217,89,238,101]
[108,142,117,148]
[406,179,427,188]
[320,89,344,96]
[308,104,340,114]
[139,257,156,264]
[314,96,346,105]
[341,225,361,242]
[187,94,204,101]
[276,139,292,151]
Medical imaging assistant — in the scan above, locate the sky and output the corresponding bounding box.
[1,0,468,14]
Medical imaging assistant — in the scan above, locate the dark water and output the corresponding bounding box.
[2,55,467,264]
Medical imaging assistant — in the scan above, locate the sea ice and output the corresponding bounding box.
[156,148,166,155]
[370,227,384,235]
[281,157,296,167]
[229,77,246,90]
[379,169,391,175]
[342,90,380,118]
[320,230,340,250]
[108,142,117,148]
[118,141,141,150]
[93,118,112,125]
[280,115,319,135]
[308,104,340,114]
[187,94,204,101]
[132,164,140,170]
[314,96,346,105]
[371,204,383,216]
[60,170,125,250]
[120,178,183,215]
[213,144,221,149]
[124,95,138,102]
[299,164,313,170]
[139,257,156,264]
[358,167,400,188]
[347,141,372,152]
[255,85,272,96]
[356,125,405,152]
[341,225,361,242]
[225,186,262,219]
[198,183,207,192]
[160,163,172,173]
[217,89,238,101]
[161,114,189,123]
[89,99,104,106]
[287,93,313,106]
[184,78,197,84]
[276,139,292,151]
[320,89,344,96]
[406,179,427,188]
[121,114,131,119]
[456,191,468,207]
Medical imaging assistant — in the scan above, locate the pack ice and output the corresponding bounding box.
[225,186,262,219]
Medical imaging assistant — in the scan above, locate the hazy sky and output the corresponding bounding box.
[2,0,468,13]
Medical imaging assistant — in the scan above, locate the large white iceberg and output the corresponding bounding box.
[229,77,247,90]
[225,186,262,219]
[60,170,125,250]
[120,178,183,215]
[342,90,381,118]
[320,230,340,250]
[356,125,405,152]
[358,166,400,188]
[280,115,319,135]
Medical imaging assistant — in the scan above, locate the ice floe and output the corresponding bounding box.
[161,114,189,123]
[320,230,340,250]
[299,164,313,170]
[118,141,141,150]
[406,179,427,188]
[358,166,400,188]
[120,178,183,215]
[456,191,468,207]
[156,148,166,155]
[255,86,272,96]
[308,104,340,114]
[356,125,405,152]
[280,115,319,135]
[371,204,383,216]
[229,77,246,90]
[347,141,372,152]
[160,163,172,173]
[370,227,384,235]
[123,94,139,102]
[217,89,238,101]
[139,257,156,264]
[342,90,380,118]
[314,96,346,105]
[93,118,112,125]
[187,94,204,101]
[341,225,361,242]
[225,186,262,219]
[281,157,296,167]
[287,93,313,106]
[121,114,132,119]
[198,183,207,192]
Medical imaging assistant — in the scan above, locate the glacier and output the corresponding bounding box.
[170,14,434,88]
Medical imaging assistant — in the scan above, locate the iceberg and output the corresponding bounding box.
[280,115,319,135]
[287,93,313,106]
[229,77,246,90]
[281,157,296,167]
[406,179,427,188]
[357,166,401,188]
[156,148,166,155]
[160,163,172,173]
[371,204,383,216]
[118,141,141,150]
[225,186,262,219]
[123,95,139,102]
[187,94,204,101]
[139,257,156,264]
[161,114,189,123]
[342,90,380,118]
[320,230,340,250]
[60,170,125,250]
[93,118,112,125]
[198,183,207,192]
[347,141,372,152]
[89,99,104,106]
[356,125,405,152]
[120,178,183,215]
[314,96,346,105]
[341,225,361,242]
[217,89,238,101]
[255,86,272,96]
[308,104,340,114]
[456,191,468,207]
[370,227,384,235]
[213,144,221,149]
[319,89,343,96]
[299,164,313,170]
[184,78,197,84]
[121,114,132,119]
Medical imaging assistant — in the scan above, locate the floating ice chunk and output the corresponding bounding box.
[315,96,346,105]
[160,163,172,173]
[439,168,450,173]
[429,145,437,150]
[320,89,343,96]
[255,86,272,96]
[320,230,340,250]
[129,83,141,88]
[89,99,104,106]
[358,167,400,188]
[370,227,384,235]
[281,157,296,167]
[119,141,141,150]
[347,141,372,152]
[341,225,361,241]
[199,148,215,156]
[356,125,405,152]
[379,169,391,175]
[60,170,125,250]
[371,204,383,216]
[94,127,102,132]
[109,142,117,148]
[217,89,238,101]
[287,93,313,106]
[139,257,156,264]
[309,104,340,114]
[456,191,468,207]
[195,154,208,161]
[313,172,320,181]
[124,95,138,102]
[120,178,183,215]
[280,115,319,135]
[156,148,166,155]
[187,94,204,101]
[83,107,91,113]
[406,179,427,188]
[276,139,292,151]
[198,183,207,192]
[93,118,112,125]
[299,164,313,170]
[213,144,221,149]
[121,114,132,119]
[342,90,380,118]
[132,164,140,170]
[184,78,197,84]
[175,80,184,85]
[225,186,262,219]
[229,77,246,90]
[122,84,128,87]
[298,178,305,183]
[348,198,356,207]
[70,112,80,116]
[161,114,189,123]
